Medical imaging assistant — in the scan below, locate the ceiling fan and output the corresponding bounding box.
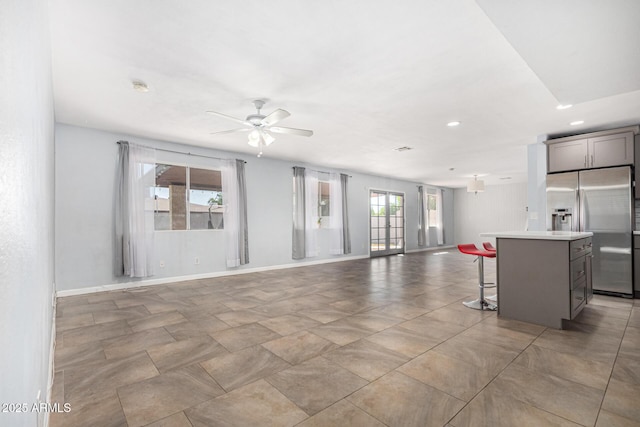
[207,100,313,156]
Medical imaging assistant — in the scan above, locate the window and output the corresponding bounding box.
[318,181,330,227]
[154,164,223,230]
[427,194,437,226]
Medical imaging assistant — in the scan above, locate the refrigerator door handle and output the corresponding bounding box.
[578,189,585,232]
[574,189,580,232]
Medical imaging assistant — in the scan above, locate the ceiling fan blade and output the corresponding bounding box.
[206,110,249,126]
[269,126,313,137]
[261,109,290,126]
[210,128,251,135]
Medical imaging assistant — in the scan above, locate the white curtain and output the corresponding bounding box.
[304,169,319,257]
[115,141,156,277]
[417,186,427,247]
[222,159,249,267]
[292,167,306,260]
[329,172,343,254]
[436,188,444,245]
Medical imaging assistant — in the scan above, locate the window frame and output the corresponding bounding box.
[153,162,223,232]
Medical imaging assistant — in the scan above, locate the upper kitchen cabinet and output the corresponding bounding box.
[588,132,634,168]
[546,127,638,173]
[548,139,589,172]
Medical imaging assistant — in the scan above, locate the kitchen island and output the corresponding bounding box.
[480,231,593,329]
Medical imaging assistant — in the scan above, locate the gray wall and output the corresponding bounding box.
[454,182,528,246]
[0,0,56,425]
[55,124,455,292]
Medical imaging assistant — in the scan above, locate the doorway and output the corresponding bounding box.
[370,190,405,257]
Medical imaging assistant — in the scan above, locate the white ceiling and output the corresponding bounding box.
[48,0,640,188]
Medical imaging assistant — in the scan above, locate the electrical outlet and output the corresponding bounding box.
[159,260,165,268]
[194,257,200,265]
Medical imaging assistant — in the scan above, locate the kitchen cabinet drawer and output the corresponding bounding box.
[571,256,588,287]
[570,238,592,260]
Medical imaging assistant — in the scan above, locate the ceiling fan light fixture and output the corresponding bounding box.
[263,132,275,146]
[247,129,260,147]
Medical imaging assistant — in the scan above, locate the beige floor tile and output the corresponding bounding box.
[310,319,375,346]
[185,380,308,427]
[450,385,582,427]
[493,364,605,426]
[262,331,338,365]
[63,352,159,406]
[200,345,291,392]
[55,312,95,332]
[322,339,409,381]
[59,300,119,317]
[347,371,465,427]
[481,315,547,336]
[61,319,132,347]
[144,411,193,427]
[367,302,431,320]
[296,399,386,427]
[147,335,229,373]
[127,310,187,332]
[92,304,151,324]
[266,357,368,415]
[298,306,350,323]
[399,350,496,401]
[118,364,224,427]
[601,378,640,422]
[628,308,640,328]
[340,311,404,332]
[433,334,520,376]
[50,390,126,427]
[399,315,467,341]
[54,340,105,370]
[513,344,612,390]
[211,323,281,352]
[533,328,622,365]
[102,327,176,359]
[458,321,537,351]
[364,325,441,357]
[596,410,640,427]
[164,318,231,340]
[258,314,321,335]
[612,356,640,386]
[619,326,640,362]
[215,309,269,327]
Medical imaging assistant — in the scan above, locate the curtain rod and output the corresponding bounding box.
[117,140,246,163]
[292,166,352,178]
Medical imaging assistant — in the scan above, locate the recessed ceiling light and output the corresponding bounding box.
[556,104,573,110]
[132,80,149,93]
[570,120,584,126]
[499,177,512,180]
[447,121,461,127]
[449,167,455,171]
[393,146,413,152]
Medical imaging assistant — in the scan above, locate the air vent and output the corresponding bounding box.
[393,146,413,152]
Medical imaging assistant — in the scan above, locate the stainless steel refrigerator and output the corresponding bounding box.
[546,166,633,296]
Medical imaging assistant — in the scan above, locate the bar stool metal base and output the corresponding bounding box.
[463,298,497,311]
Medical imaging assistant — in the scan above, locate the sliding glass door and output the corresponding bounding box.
[370,190,405,257]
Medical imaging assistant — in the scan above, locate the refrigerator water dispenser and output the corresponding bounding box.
[552,208,573,231]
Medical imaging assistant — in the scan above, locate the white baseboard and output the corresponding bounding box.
[43,289,56,427]
[56,254,370,297]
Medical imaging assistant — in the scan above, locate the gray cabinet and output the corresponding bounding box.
[589,132,634,168]
[546,129,635,173]
[496,236,592,329]
[634,235,640,298]
[548,139,588,173]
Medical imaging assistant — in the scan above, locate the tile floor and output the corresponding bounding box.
[50,251,640,426]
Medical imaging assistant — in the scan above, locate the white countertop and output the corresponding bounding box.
[480,231,593,241]
[634,231,640,235]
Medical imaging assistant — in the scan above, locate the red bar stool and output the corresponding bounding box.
[482,242,496,252]
[457,243,497,311]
